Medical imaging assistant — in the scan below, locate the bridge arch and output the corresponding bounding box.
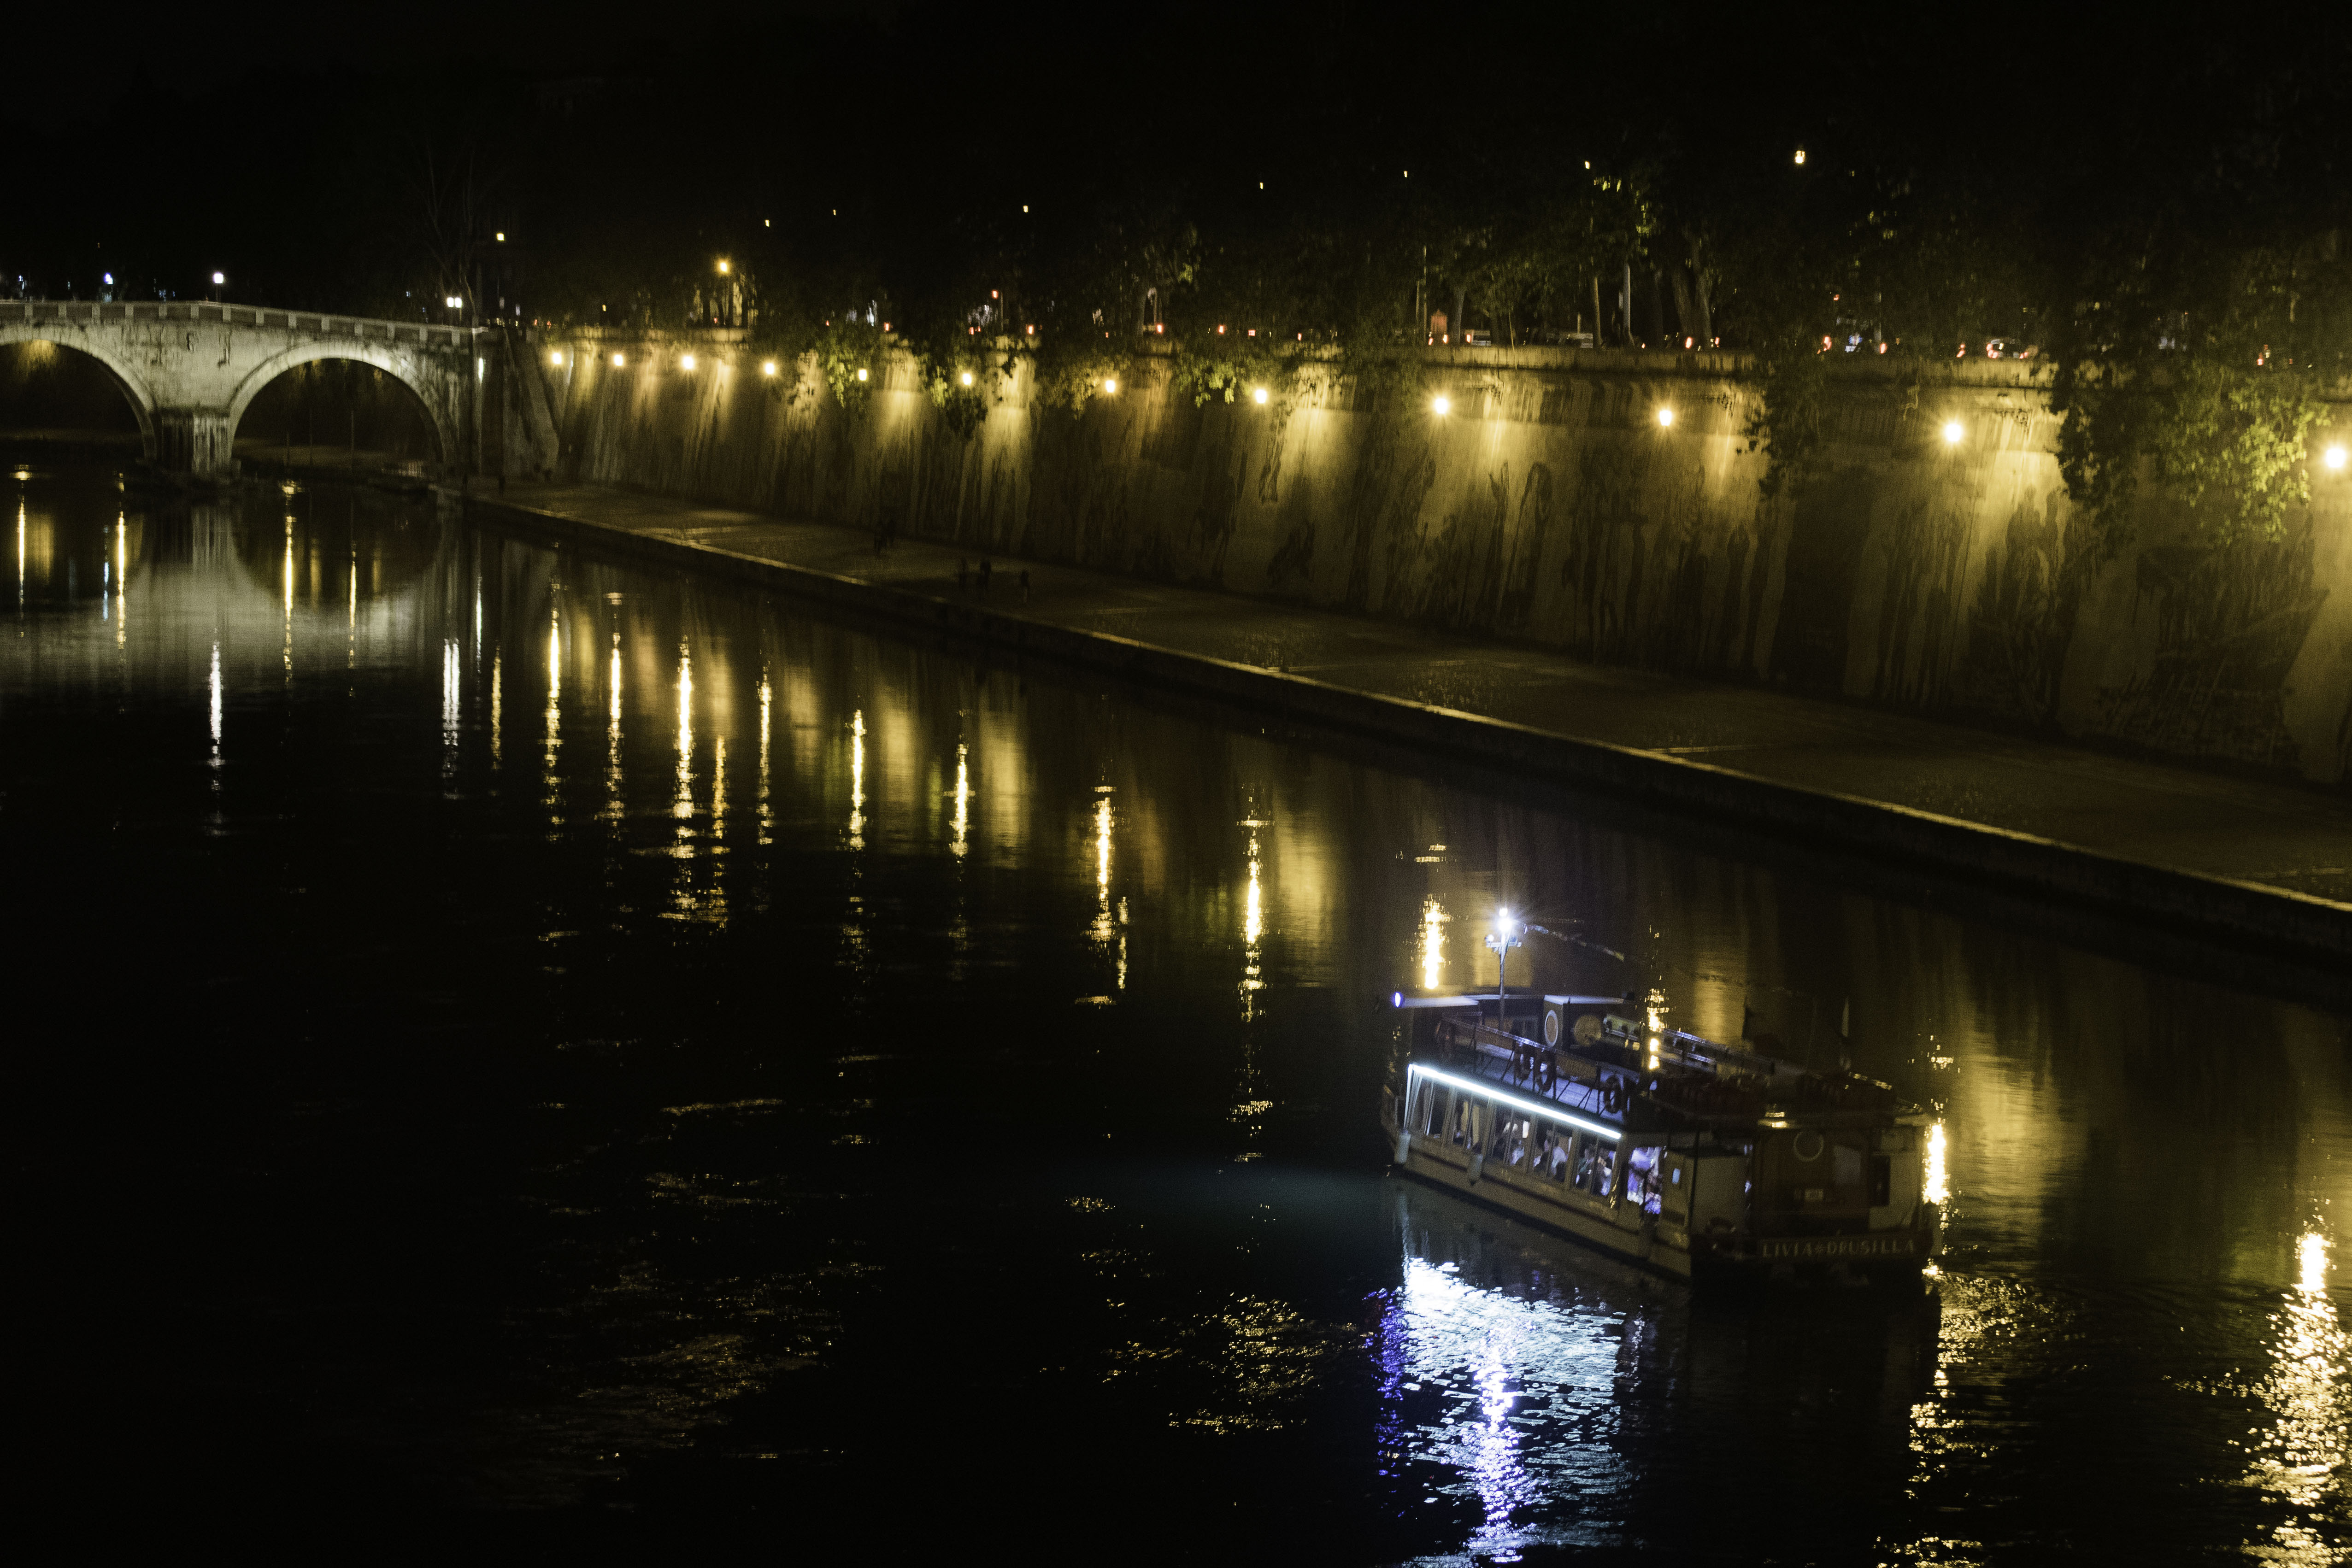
[0,324,159,455]
[228,341,459,468]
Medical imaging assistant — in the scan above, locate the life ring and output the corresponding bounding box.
[1602,1077,1624,1114]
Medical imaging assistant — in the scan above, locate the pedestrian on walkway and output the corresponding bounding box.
[1019,568,1030,605]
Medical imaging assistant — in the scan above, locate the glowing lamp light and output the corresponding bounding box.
[1252,387,1269,405]
[1942,420,1964,445]
[1793,148,1807,166]
[211,271,225,285]
[1432,395,1451,416]
[549,351,563,366]
[103,272,113,286]
[445,295,462,308]
[1102,378,1117,393]
[1657,407,1675,428]
[612,352,626,367]
[2325,445,2348,472]
[681,353,696,370]
[717,259,730,275]
[959,370,975,387]
[856,366,869,382]
[762,360,778,376]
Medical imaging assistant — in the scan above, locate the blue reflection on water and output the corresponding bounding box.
[1376,1190,1644,1560]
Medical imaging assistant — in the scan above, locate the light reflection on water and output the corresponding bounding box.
[2,469,2347,1555]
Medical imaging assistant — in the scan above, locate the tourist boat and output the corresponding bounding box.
[1381,989,1941,1286]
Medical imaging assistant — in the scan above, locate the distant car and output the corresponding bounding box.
[1981,337,2036,359]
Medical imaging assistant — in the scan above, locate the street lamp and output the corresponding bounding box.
[1942,419,1964,445]
[1252,387,1269,405]
[960,371,975,387]
[1656,407,1675,428]
[762,361,778,376]
[717,259,730,275]
[1485,908,1525,1015]
[1431,395,1451,417]
[2325,445,2348,472]
[1102,377,1118,394]
[681,353,696,370]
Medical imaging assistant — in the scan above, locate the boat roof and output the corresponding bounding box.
[1389,991,1624,1008]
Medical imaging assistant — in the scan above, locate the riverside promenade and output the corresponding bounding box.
[471,482,2352,963]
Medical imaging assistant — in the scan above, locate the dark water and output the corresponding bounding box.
[7,458,2347,1560]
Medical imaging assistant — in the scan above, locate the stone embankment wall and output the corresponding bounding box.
[523,334,2352,787]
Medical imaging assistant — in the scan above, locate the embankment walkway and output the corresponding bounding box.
[471,482,2352,963]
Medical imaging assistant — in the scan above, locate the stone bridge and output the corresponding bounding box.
[0,299,486,477]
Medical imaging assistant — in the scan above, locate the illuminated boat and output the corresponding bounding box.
[1381,989,1942,1286]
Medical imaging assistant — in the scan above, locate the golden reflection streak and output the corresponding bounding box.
[758,674,773,843]
[441,639,461,761]
[606,637,623,819]
[847,709,865,849]
[675,644,694,828]
[15,498,23,606]
[1923,1122,1950,1206]
[950,741,969,858]
[1091,792,1122,987]
[208,642,223,752]
[1421,897,1446,991]
[113,516,125,646]
[490,652,502,765]
[281,517,294,673]
[2242,1228,2347,1557]
[348,558,357,628]
[543,613,562,799]
[1241,828,1264,1020]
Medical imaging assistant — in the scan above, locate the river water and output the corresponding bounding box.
[7,458,2347,1560]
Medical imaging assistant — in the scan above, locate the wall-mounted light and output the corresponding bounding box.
[549,351,563,366]
[1102,378,1117,394]
[856,367,868,382]
[681,353,696,370]
[762,360,778,376]
[1942,420,1964,445]
[2324,444,2348,472]
[495,232,506,242]
[1794,148,1807,165]
[1252,387,1269,405]
[612,352,626,367]
[717,259,730,275]
[211,271,225,285]
[1432,395,1451,416]
[1656,407,1675,428]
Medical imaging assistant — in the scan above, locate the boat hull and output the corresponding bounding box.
[1382,1108,1933,1289]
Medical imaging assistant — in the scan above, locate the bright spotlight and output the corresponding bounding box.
[612,352,626,367]
[1102,378,1117,394]
[1657,407,1675,428]
[2325,445,2348,472]
[211,271,225,285]
[762,360,778,376]
[1942,420,1964,445]
[717,259,731,275]
[1432,395,1451,416]
[856,367,869,382]
[959,371,975,387]
[1793,148,1806,166]
[1251,387,1269,405]
[549,351,563,366]
[681,353,696,370]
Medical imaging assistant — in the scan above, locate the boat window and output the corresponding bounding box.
[1869,1153,1892,1207]
[1626,1147,1664,1216]
[1573,1139,1614,1197]
[1832,1143,1864,1190]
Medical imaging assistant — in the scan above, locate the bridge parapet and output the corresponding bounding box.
[0,299,470,349]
